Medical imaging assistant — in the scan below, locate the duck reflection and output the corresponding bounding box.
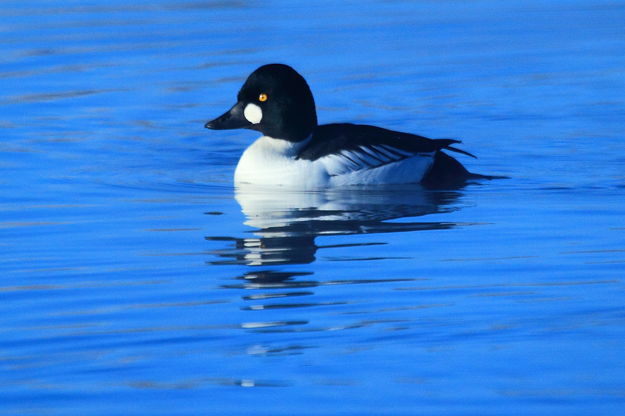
[207,184,464,267]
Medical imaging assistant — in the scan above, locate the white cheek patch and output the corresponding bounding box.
[244,103,263,124]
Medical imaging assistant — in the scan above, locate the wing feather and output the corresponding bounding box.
[296,123,474,176]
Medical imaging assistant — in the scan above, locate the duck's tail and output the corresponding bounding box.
[422,150,507,188]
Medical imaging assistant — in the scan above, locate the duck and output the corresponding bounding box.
[205,63,497,189]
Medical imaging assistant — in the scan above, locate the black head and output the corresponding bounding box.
[204,64,317,142]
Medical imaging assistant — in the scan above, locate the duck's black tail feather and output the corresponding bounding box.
[467,172,509,180]
[422,151,507,189]
[435,139,477,159]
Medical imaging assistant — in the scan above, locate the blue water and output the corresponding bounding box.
[2,1,625,415]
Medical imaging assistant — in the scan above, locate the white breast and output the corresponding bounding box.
[234,136,329,188]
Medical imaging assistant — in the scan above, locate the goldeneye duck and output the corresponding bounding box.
[205,63,497,188]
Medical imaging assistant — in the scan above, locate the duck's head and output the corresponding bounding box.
[205,64,317,142]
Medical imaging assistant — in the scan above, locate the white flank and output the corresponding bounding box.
[243,103,263,124]
[326,152,435,186]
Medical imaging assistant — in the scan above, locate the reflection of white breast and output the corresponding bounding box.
[234,184,328,231]
[234,184,437,233]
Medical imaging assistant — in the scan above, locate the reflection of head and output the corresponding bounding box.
[207,235,317,266]
[220,270,316,291]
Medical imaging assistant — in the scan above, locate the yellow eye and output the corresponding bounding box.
[258,93,268,102]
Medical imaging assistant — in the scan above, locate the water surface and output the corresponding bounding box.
[1,1,625,415]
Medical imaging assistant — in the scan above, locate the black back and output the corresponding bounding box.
[297,123,475,161]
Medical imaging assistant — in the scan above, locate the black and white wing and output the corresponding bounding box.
[296,123,474,176]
